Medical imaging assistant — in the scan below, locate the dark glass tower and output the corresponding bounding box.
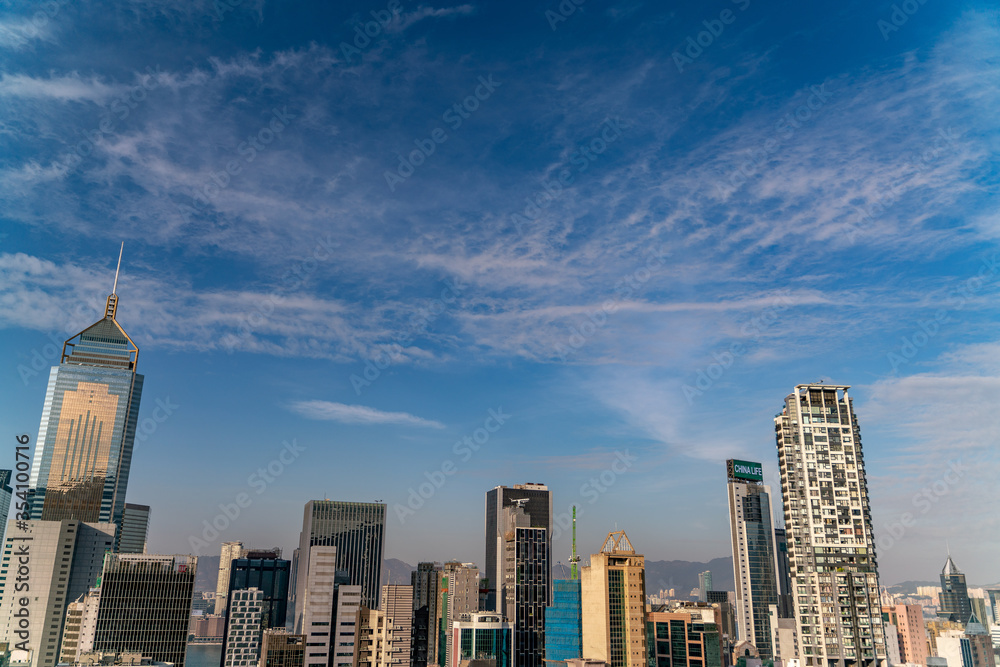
[499,504,549,667]
[938,555,972,624]
[727,459,780,659]
[485,483,552,612]
[294,500,386,612]
[220,554,292,667]
[28,254,143,524]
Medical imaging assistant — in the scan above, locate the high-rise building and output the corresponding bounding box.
[0,470,11,544]
[768,604,799,666]
[223,588,265,667]
[883,604,929,666]
[450,613,513,667]
[438,562,480,667]
[485,484,552,611]
[961,616,997,667]
[774,528,795,619]
[646,610,724,667]
[216,542,246,615]
[294,545,364,667]
[939,556,973,625]
[986,590,1000,625]
[0,519,116,667]
[115,503,150,554]
[726,458,781,658]
[92,553,197,667]
[545,579,583,662]
[580,531,647,667]
[699,571,714,603]
[774,384,887,667]
[412,562,442,667]
[295,500,387,614]
[498,504,548,667]
[260,629,306,667]
[28,262,144,525]
[223,553,291,637]
[380,585,414,667]
[60,588,101,664]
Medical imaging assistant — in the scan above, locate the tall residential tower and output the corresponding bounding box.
[775,384,886,667]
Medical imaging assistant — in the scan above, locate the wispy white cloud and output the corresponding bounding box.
[0,73,125,102]
[287,400,446,428]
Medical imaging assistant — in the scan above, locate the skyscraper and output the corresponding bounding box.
[439,562,480,667]
[92,553,198,667]
[412,562,442,667]
[580,531,647,667]
[115,502,150,553]
[223,588,266,667]
[295,500,387,614]
[485,484,552,611]
[225,553,291,630]
[380,584,414,667]
[545,579,582,662]
[775,384,886,667]
[450,613,513,667]
[498,504,549,667]
[773,528,795,618]
[939,555,973,625]
[727,458,780,658]
[0,470,11,544]
[0,520,112,667]
[294,545,364,667]
[28,252,144,524]
[882,604,928,666]
[260,629,307,667]
[699,571,713,603]
[216,541,246,615]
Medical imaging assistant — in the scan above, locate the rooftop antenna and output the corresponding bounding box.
[112,242,123,295]
[568,506,580,580]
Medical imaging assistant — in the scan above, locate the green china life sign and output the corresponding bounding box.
[729,459,763,481]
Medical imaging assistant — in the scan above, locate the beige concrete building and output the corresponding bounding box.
[580,531,647,667]
[380,585,413,667]
[439,563,481,667]
[354,608,394,667]
[882,605,928,666]
[215,541,246,615]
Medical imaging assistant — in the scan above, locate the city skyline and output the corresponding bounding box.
[0,0,998,587]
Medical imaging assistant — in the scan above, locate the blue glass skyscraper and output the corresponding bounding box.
[545,579,582,662]
[28,255,144,524]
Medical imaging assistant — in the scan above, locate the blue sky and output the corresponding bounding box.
[1,0,998,585]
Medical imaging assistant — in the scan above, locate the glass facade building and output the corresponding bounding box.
[224,555,292,639]
[93,554,197,667]
[116,502,150,553]
[28,292,143,524]
[646,611,724,667]
[295,500,386,611]
[485,484,552,611]
[727,461,780,659]
[545,579,582,662]
[938,556,972,625]
[452,613,512,667]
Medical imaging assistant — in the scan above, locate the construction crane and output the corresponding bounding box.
[568,506,581,580]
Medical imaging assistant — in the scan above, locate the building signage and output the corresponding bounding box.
[728,459,763,481]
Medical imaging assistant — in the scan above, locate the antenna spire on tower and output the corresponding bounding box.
[113,242,124,295]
